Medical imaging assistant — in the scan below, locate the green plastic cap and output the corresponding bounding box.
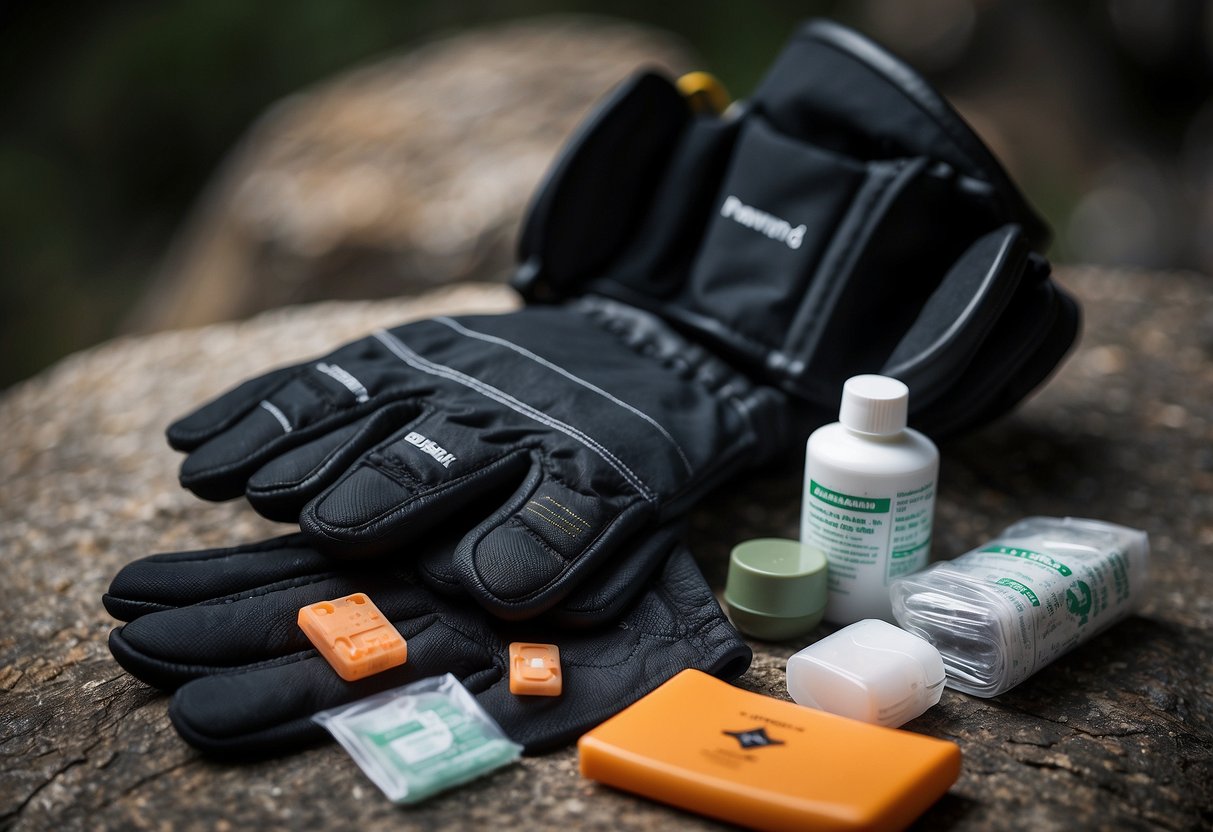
[724,538,828,641]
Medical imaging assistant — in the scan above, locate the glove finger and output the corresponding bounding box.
[167,620,499,758]
[105,478,505,624]
[166,365,298,451]
[541,519,679,629]
[103,534,331,622]
[454,472,655,621]
[109,571,371,690]
[245,401,423,522]
[176,335,438,501]
[108,549,498,690]
[414,515,684,629]
[300,413,535,558]
[471,545,752,752]
[177,377,375,502]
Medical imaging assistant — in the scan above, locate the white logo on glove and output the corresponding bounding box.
[720,194,806,250]
[404,431,457,468]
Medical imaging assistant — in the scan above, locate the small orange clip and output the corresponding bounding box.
[509,642,562,696]
[298,593,407,682]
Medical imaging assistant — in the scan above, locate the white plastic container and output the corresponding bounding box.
[786,619,945,727]
[802,375,938,624]
[890,517,1150,697]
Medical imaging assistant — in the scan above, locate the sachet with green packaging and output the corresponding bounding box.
[313,673,522,804]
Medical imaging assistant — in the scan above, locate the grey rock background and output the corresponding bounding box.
[127,18,693,332]
[2,268,1211,830]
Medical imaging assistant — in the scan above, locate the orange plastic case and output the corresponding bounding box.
[508,643,562,696]
[579,669,960,832]
[297,593,408,682]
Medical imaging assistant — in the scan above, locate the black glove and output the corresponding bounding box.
[168,300,790,620]
[104,529,750,757]
[515,19,1079,434]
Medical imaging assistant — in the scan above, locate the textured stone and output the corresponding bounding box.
[128,17,694,332]
[2,269,1211,830]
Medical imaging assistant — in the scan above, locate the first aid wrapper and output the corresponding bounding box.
[312,673,522,804]
[891,517,1149,697]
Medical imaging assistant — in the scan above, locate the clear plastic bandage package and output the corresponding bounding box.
[313,674,522,804]
[890,517,1149,697]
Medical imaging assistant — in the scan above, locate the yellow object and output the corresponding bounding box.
[676,71,730,115]
[298,593,407,682]
[579,669,960,832]
[509,642,562,696]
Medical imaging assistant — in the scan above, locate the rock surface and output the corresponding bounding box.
[2,269,1212,831]
[127,18,695,333]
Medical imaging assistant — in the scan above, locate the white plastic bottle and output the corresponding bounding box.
[801,375,938,624]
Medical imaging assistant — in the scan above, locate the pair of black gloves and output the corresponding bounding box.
[105,21,1079,758]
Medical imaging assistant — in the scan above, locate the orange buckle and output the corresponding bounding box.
[675,71,731,115]
[298,593,407,682]
[509,642,562,696]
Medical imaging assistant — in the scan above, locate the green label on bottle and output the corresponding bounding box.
[809,482,890,513]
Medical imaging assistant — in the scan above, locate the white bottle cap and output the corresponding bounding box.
[838,375,909,436]
[785,619,945,728]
